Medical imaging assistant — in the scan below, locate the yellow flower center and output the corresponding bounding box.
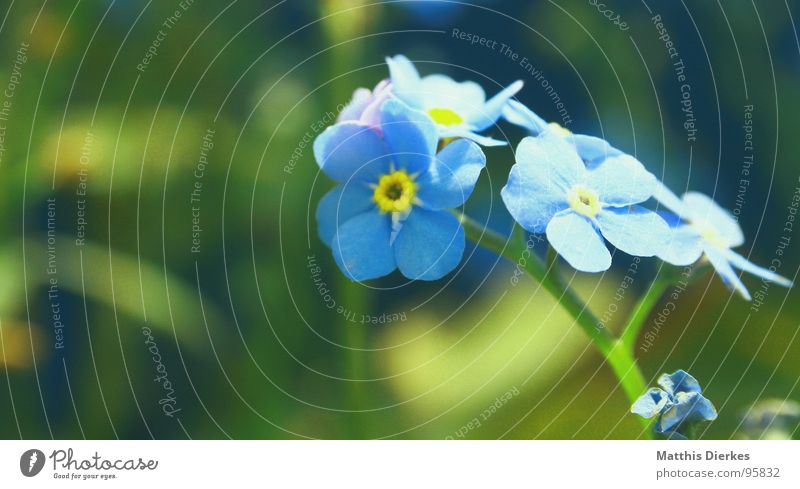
[567,184,601,218]
[373,170,416,213]
[427,107,464,126]
[548,122,572,137]
[695,221,729,249]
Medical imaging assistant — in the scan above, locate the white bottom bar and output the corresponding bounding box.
[0,440,797,487]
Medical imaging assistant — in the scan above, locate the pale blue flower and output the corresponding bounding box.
[501,129,669,272]
[503,99,622,164]
[386,54,523,146]
[315,99,486,281]
[654,183,792,300]
[632,370,718,438]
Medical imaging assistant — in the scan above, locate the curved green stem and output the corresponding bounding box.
[620,263,711,354]
[620,275,672,353]
[459,215,651,434]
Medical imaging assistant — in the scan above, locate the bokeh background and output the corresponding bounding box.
[0,0,798,439]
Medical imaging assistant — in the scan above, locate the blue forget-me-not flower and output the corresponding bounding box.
[501,129,670,272]
[385,54,523,146]
[654,183,792,300]
[314,99,486,281]
[503,99,622,165]
[632,370,718,438]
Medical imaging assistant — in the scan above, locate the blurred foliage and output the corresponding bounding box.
[0,0,797,439]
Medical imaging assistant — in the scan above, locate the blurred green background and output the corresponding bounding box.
[0,0,798,439]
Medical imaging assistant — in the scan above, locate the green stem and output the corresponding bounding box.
[620,275,672,353]
[460,215,651,434]
[339,280,371,439]
[620,263,711,354]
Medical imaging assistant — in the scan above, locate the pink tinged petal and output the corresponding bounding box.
[337,87,373,123]
[338,81,393,129]
[596,206,669,258]
[331,210,396,281]
[358,79,393,130]
[546,211,611,273]
[393,209,465,280]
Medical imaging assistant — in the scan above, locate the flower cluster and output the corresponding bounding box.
[501,101,792,297]
[632,370,718,439]
[314,55,516,281]
[314,54,792,299]
[314,96,487,281]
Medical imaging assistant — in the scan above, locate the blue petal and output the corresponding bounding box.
[338,87,373,123]
[657,220,704,266]
[331,210,396,281]
[596,206,669,258]
[692,395,719,422]
[657,391,701,433]
[705,246,751,300]
[566,134,623,165]
[316,184,375,247]
[723,249,793,287]
[394,209,465,280]
[386,55,422,108]
[631,388,671,419]
[502,99,548,134]
[520,130,586,189]
[437,125,508,146]
[468,80,524,131]
[380,99,437,174]
[585,154,657,206]
[500,131,584,233]
[658,370,703,396]
[658,391,717,433]
[653,181,690,217]
[416,139,486,210]
[546,211,611,272]
[313,122,391,183]
[659,211,686,228]
[682,192,745,247]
